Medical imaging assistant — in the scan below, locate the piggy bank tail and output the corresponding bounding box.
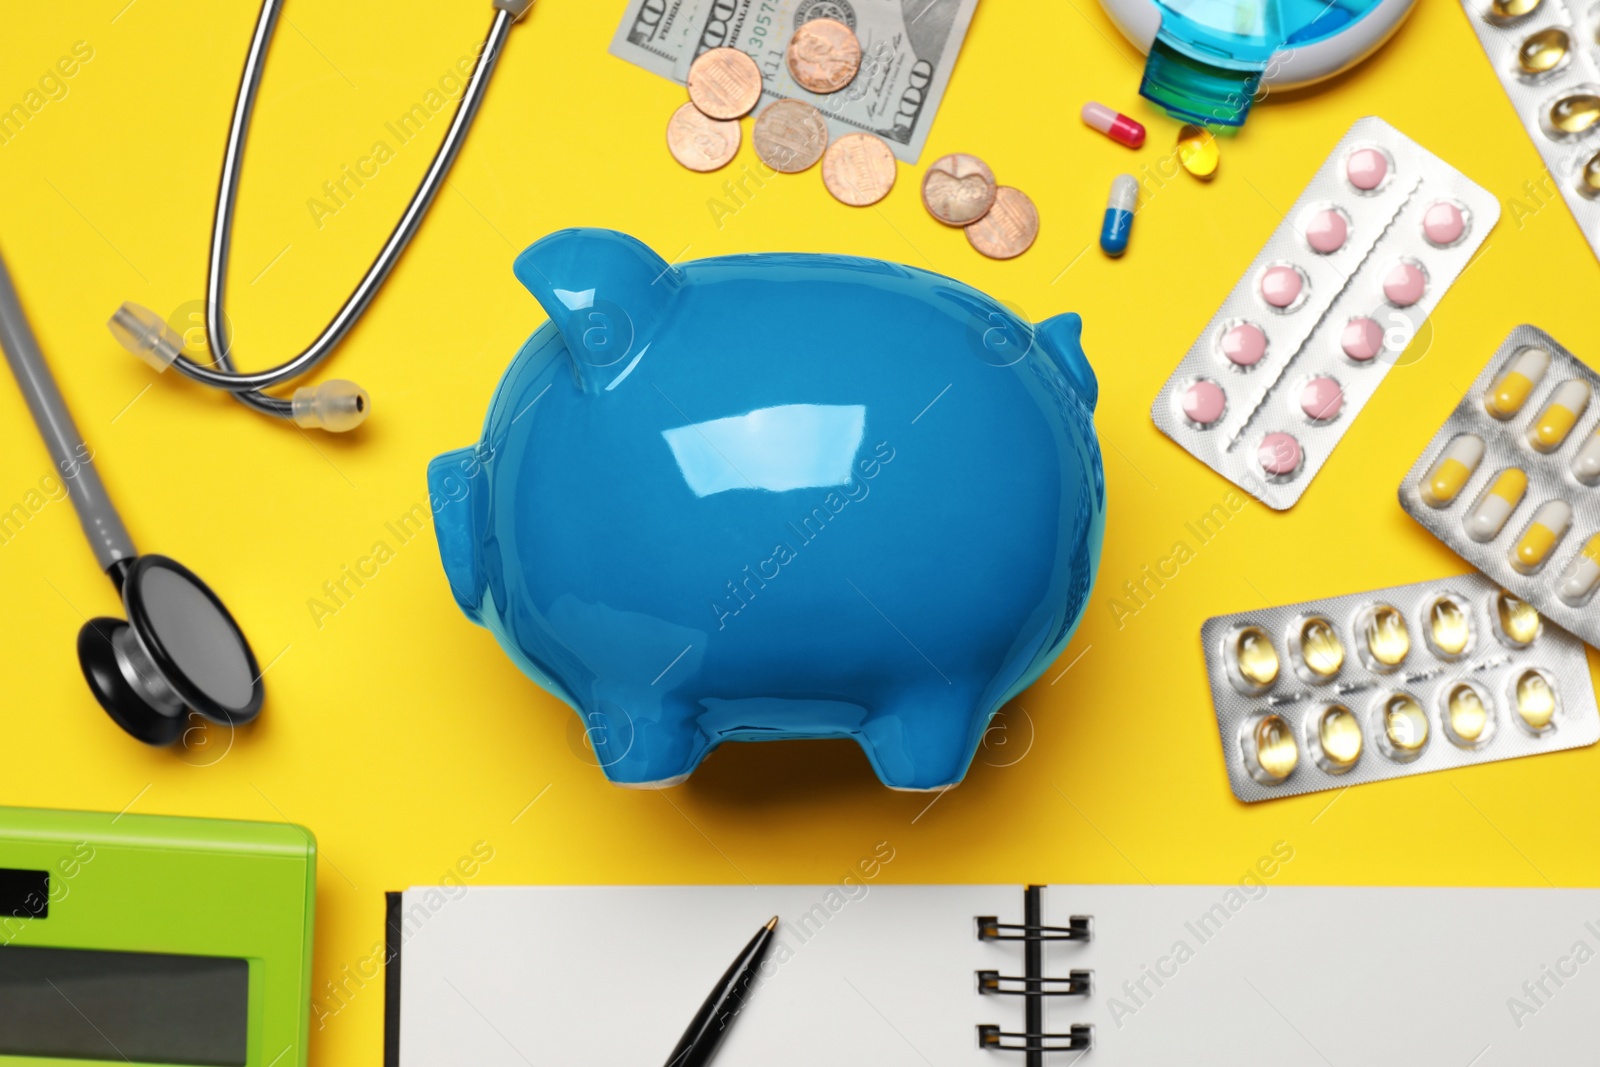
[1035,312,1098,413]
[428,448,487,624]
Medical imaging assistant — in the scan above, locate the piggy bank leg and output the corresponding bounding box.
[857,685,988,791]
[575,700,710,789]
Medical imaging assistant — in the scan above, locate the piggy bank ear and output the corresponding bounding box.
[1035,312,1098,413]
[513,229,680,390]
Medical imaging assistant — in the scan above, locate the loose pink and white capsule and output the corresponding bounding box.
[1081,101,1146,148]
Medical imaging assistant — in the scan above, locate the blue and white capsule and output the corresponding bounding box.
[1100,174,1138,257]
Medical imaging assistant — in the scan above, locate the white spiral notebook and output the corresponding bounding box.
[384,881,1600,1064]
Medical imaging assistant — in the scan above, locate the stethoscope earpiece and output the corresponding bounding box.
[76,556,264,748]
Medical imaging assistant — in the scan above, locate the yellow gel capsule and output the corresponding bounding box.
[1420,434,1485,507]
[1233,626,1279,688]
[1550,94,1600,135]
[1428,598,1471,656]
[1448,684,1489,743]
[1571,429,1600,484]
[1317,705,1363,768]
[1383,693,1429,753]
[1364,605,1410,667]
[1515,670,1556,730]
[1511,499,1573,574]
[1495,590,1541,647]
[1299,617,1344,678]
[1527,379,1591,452]
[1465,467,1528,542]
[1584,151,1600,195]
[1485,347,1551,419]
[1251,714,1299,782]
[1519,26,1570,73]
[1489,0,1541,20]
[1177,124,1219,179]
[1557,533,1600,604]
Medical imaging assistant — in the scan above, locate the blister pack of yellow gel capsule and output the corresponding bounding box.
[1402,326,1600,647]
[1456,0,1600,265]
[1202,574,1599,802]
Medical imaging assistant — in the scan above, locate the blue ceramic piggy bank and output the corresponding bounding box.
[428,229,1105,790]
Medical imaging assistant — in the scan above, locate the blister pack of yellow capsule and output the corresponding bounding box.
[1202,574,1599,802]
[1456,0,1600,263]
[1402,326,1600,647]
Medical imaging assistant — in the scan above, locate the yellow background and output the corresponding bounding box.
[2,0,1598,1059]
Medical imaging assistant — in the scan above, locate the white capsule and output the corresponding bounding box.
[1558,534,1600,604]
[1571,430,1600,485]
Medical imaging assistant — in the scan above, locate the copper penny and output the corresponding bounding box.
[666,102,741,172]
[821,133,897,206]
[921,153,998,226]
[687,47,762,120]
[787,18,862,94]
[752,99,830,173]
[964,186,1039,259]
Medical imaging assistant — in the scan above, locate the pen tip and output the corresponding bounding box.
[765,915,779,930]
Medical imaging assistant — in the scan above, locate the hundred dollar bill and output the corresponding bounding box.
[613,0,980,164]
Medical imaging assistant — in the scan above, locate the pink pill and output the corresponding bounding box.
[1301,376,1344,421]
[1341,317,1384,361]
[1347,148,1388,191]
[1221,322,1267,367]
[1423,200,1466,246]
[1384,261,1426,307]
[1260,265,1304,309]
[1305,209,1348,254]
[1259,432,1302,476]
[1182,380,1226,425]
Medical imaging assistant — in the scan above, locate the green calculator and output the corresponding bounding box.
[0,806,316,1067]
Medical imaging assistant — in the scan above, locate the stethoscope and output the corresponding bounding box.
[0,1,529,745]
[107,0,533,432]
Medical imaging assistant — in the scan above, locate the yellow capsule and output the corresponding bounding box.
[1251,714,1299,782]
[1557,533,1600,605]
[1510,499,1573,573]
[1570,428,1600,484]
[1551,94,1600,135]
[1177,124,1220,180]
[1527,379,1591,452]
[1233,626,1279,688]
[1489,0,1542,19]
[1446,684,1490,743]
[1465,467,1529,542]
[1299,616,1344,678]
[1316,705,1363,768]
[1383,693,1430,753]
[1363,605,1410,668]
[1584,151,1600,195]
[1428,597,1471,657]
[1519,26,1570,73]
[1495,590,1541,647]
[1515,670,1557,730]
[1485,347,1551,419]
[1420,434,1485,507]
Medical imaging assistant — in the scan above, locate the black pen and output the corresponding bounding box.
[663,915,779,1067]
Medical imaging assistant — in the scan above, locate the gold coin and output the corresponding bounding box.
[752,99,829,174]
[786,18,862,94]
[821,132,897,206]
[687,47,762,120]
[921,153,998,226]
[666,102,740,172]
[964,186,1039,259]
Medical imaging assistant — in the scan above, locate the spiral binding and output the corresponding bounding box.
[976,885,1093,1064]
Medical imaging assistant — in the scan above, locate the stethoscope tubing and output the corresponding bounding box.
[176,1,521,413]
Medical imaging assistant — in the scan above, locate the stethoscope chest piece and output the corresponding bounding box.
[77,555,264,746]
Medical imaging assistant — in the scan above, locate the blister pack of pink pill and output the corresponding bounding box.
[1401,325,1600,648]
[1151,116,1501,510]
[1456,0,1600,264]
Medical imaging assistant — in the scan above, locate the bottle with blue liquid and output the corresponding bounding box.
[1102,0,1417,127]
